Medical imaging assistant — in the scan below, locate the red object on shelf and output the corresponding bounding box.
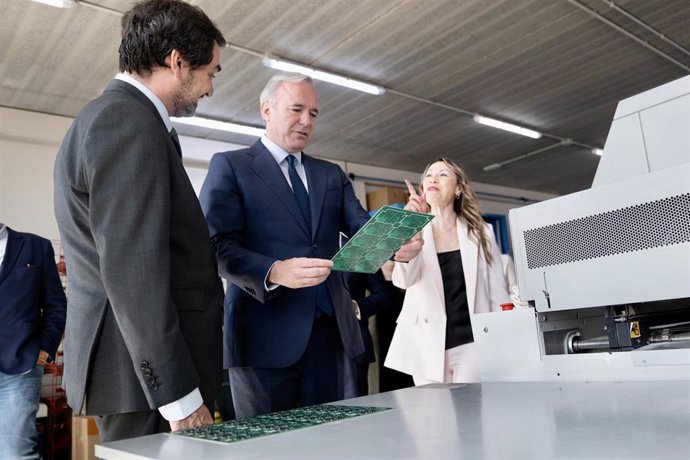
[44,363,63,375]
[500,302,515,311]
[42,397,69,412]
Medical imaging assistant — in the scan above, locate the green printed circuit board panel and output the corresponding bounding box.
[176,404,391,444]
[332,206,434,273]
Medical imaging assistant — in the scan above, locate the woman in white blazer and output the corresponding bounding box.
[384,158,510,385]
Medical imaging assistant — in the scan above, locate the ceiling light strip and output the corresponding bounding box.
[171,117,265,137]
[473,115,542,139]
[262,57,385,95]
[385,87,597,150]
[77,0,125,16]
[229,44,386,95]
[30,0,74,7]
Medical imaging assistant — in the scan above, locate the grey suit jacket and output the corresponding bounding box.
[54,80,223,415]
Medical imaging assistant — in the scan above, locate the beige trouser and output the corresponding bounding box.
[413,342,480,385]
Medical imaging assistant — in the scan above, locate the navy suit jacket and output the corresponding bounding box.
[0,228,66,375]
[200,141,369,369]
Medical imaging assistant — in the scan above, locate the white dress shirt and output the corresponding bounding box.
[0,224,8,268]
[260,135,309,192]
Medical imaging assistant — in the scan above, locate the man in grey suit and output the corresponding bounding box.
[53,0,226,443]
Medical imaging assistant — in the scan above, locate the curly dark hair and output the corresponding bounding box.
[119,0,226,77]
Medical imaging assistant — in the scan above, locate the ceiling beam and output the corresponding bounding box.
[567,0,690,73]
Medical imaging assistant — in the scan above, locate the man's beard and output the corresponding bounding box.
[172,75,198,117]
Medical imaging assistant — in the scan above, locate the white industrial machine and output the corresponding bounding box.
[473,75,690,381]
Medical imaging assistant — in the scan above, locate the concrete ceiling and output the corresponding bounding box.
[2,0,689,195]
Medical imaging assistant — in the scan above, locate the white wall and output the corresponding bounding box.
[0,107,247,240]
[0,107,73,241]
[0,107,557,241]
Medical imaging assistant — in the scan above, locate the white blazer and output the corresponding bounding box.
[384,219,510,382]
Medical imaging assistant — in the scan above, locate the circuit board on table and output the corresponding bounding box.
[175,404,391,444]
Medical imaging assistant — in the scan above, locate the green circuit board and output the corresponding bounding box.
[175,404,391,444]
[332,206,434,273]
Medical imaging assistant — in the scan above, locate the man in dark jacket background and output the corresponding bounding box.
[0,223,66,459]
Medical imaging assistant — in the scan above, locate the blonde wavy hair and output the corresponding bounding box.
[419,157,493,265]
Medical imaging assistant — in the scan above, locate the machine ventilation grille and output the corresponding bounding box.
[523,193,690,269]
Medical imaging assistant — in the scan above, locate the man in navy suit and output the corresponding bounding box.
[0,224,66,459]
[200,73,422,418]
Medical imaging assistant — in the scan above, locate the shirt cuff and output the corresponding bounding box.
[158,388,203,421]
[352,300,362,321]
[264,261,280,291]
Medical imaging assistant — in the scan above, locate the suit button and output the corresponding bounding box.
[312,244,318,249]
[140,361,149,369]
[151,384,159,391]
[143,368,153,377]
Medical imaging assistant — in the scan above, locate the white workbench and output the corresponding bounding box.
[97,381,690,459]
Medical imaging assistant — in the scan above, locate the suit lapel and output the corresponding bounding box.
[457,219,479,313]
[0,228,24,284]
[247,143,311,237]
[303,154,326,239]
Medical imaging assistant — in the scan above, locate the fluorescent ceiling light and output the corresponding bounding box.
[473,115,542,139]
[592,148,604,156]
[31,0,75,7]
[262,57,385,96]
[172,117,265,137]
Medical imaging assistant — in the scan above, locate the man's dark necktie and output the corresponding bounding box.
[170,128,182,158]
[286,154,311,233]
[286,154,332,315]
